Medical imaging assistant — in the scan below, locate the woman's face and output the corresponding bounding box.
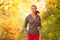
[31,6,37,14]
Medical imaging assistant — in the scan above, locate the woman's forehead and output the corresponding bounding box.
[31,5,37,8]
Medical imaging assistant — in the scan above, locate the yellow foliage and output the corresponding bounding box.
[7,27,19,40]
[0,0,3,4]
[49,0,56,2]
[46,3,53,9]
[0,0,48,40]
[46,0,57,9]
[0,0,21,40]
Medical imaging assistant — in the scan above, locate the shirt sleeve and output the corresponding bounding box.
[23,16,28,32]
[39,16,42,29]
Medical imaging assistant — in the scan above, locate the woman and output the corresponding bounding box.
[23,5,42,40]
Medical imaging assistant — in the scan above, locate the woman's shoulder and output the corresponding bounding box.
[26,14,31,18]
[37,15,40,17]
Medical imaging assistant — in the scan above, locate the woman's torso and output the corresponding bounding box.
[27,14,41,34]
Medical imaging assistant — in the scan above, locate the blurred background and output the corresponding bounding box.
[0,0,60,40]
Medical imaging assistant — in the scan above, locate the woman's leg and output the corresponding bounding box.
[33,34,40,40]
[28,34,33,40]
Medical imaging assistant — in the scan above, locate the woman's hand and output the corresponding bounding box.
[24,31,28,34]
[24,31,28,36]
[37,27,41,30]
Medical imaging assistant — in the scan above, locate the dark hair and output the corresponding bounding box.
[35,11,40,14]
[36,11,40,13]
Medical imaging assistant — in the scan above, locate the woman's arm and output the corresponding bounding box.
[23,16,28,33]
[37,16,42,30]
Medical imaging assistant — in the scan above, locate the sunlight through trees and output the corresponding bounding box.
[0,0,60,40]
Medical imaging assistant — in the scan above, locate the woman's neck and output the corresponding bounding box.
[31,12,37,16]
